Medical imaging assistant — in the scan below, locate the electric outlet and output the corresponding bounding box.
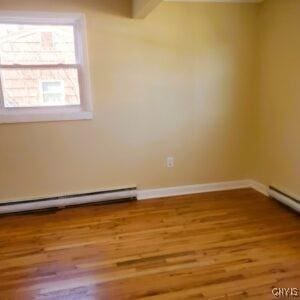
[166,157,175,168]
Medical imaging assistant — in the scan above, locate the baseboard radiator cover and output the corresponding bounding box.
[269,186,300,213]
[0,187,137,215]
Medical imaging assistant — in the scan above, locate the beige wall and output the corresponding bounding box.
[256,0,300,197]
[0,0,258,201]
[133,0,162,18]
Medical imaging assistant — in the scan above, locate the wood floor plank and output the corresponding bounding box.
[0,188,299,299]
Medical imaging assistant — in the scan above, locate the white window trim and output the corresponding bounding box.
[0,11,93,124]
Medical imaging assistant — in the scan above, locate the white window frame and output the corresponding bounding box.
[0,11,93,124]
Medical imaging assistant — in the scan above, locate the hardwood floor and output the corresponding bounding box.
[0,188,299,299]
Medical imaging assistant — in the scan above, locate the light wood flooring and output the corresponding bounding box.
[0,188,299,299]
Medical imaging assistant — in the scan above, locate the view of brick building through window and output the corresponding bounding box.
[0,24,80,107]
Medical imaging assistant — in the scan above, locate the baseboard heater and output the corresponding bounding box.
[0,187,137,215]
[269,186,300,213]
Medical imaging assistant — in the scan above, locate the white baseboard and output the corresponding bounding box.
[138,179,268,200]
[249,180,269,196]
[0,180,269,214]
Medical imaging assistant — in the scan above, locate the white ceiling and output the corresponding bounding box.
[164,0,264,3]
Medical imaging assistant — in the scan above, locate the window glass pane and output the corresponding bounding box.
[1,68,80,107]
[42,81,64,105]
[43,93,63,104]
[42,81,63,93]
[0,24,76,65]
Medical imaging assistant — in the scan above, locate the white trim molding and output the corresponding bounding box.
[249,180,269,196]
[138,179,268,200]
[0,180,270,214]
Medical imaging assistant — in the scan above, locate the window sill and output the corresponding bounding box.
[0,110,93,124]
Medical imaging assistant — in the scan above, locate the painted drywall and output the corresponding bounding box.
[0,0,258,202]
[256,0,300,197]
[133,0,162,18]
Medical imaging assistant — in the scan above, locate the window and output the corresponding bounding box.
[0,12,92,123]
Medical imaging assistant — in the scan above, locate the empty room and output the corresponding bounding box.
[0,0,299,298]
